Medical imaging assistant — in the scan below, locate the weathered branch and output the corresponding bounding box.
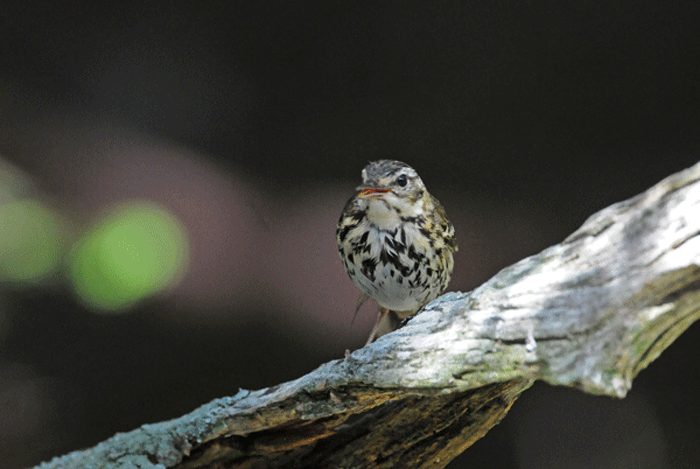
[37,162,700,469]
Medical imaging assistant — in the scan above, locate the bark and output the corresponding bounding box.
[37,162,700,469]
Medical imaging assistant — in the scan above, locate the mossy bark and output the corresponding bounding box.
[37,162,700,469]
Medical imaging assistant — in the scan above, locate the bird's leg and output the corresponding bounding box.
[364,307,389,346]
[364,307,404,346]
[351,292,371,325]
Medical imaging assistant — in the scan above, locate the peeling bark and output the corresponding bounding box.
[36,162,700,469]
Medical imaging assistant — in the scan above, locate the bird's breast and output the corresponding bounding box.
[364,198,401,231]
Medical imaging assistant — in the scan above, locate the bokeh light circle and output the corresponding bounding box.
[68,201,189,312]
[0,199,64,282]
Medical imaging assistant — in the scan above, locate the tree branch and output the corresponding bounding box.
[37,162,700,469]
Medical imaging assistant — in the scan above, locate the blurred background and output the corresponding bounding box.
[1,2,699,468]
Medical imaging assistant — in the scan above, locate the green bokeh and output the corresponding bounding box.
[69,201,189,312]
[0,199,64,282]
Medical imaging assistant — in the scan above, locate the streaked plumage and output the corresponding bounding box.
[337,160,457,344]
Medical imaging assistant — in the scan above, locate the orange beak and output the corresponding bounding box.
[358,188,391,197]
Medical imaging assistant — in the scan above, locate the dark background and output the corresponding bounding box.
[1,2,699,468]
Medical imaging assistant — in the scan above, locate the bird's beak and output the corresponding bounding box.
[357,187,391,198]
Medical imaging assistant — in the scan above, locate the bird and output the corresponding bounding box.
[336,160,458,345]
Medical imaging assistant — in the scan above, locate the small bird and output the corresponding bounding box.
[336,160,458,345]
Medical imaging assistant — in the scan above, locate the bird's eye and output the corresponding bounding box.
[396,174,408,187]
